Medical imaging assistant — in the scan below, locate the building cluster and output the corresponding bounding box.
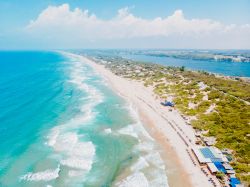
[192,147,243,187]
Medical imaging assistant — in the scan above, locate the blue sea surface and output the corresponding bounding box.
[0,51,168,187]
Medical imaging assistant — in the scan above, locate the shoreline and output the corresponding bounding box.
[66,52,213,187]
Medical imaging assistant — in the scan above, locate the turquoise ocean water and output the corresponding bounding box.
[0,51,168,187]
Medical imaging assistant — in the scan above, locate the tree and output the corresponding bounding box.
[216,171,225,179]
[180,66,185,72]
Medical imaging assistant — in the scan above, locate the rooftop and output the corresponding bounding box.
[193,147,228,164]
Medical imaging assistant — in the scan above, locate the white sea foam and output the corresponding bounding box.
[121,103,169,186]
[127,153,168,187]
[20,166,60,182]
[118,125,138,138]
[59,53,169,186]
[69,63,104,125]
[42,55,103,183]
[68,170,83,177]
[117,172,149,187]
[47,128,59,147]
[47,131,95,172]
[149,172,169,187]
[104,128,112,134]
[61,157,92,170]
[69,58,104,106]
[136,141,155,152]
[127,103,154,140]
[130,157,149,172]
[145,152,165,170]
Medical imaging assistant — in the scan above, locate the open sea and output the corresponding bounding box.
[0,51,168,187]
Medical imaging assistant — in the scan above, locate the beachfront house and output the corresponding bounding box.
[192,147,228,165]
[192,147,242,186]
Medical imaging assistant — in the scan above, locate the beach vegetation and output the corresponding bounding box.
[94,55,250,184]
[216,171,225,179]
[180,66,185,72]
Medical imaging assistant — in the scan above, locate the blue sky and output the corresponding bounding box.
[0,0,250,49]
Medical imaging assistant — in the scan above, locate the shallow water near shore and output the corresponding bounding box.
[0,51,168,187]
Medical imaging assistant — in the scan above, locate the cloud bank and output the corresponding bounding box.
[25,4,250,49]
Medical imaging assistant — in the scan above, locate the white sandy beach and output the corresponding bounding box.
[66,52,214,187]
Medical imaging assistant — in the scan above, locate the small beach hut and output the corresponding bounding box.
[214,162,226,173]
[207,163,218,174]
[161,101,175,107]
[223,163,233,170]
[227,170,236,174]
[229,178,241,187]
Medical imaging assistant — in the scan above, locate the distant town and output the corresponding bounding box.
[122,50,250,63]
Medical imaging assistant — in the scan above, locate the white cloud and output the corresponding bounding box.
[25,3,250,49]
